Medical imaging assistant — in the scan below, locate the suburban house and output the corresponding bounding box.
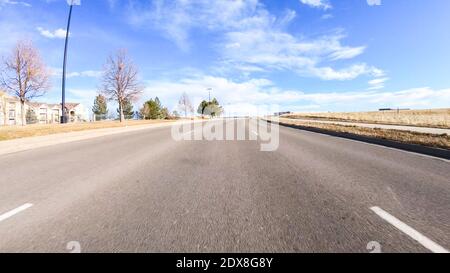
[0,90,88,125]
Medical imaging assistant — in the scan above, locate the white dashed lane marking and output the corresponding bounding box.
[371,206,449,253]
[0,203,33,223]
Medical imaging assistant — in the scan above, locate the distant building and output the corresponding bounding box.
[379,108,411,112]
[1,91,21,126]
[0,90,88,125]
[274,111,291,116]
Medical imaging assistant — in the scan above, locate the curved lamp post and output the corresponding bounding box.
[61,0,81,124]
[207,88,212,103]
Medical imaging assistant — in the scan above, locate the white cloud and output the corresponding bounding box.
[107,0,387,87]
[297,87,450,109]
[126,0,261,51]
[67,70,103,78]
[37,27,67,39]
[222,29,378,80]
[311,64,382,81]
[142,75,301,112]
[50,67,102,78]
[368,78,388,85]
[368,77,389,90]
[141,74,450,113]
[329,46,367,60]
[367,0,382,6]
[299,0,332,10]
[0,0,31,8]
[124,0,381,81]
[277,9,297,27]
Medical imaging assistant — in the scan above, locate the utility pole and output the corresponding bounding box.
[61,0,81,124]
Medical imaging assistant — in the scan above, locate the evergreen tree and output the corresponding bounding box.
[92,94,108,120]
[26,109,38,124]
[117,99,134,119]
[210,98,223,117]
[197,100,209,116]
[198,98,223,117]
[140,98,162,119]
[172,110,180,119]
[155,97,162,109]
[160,107,170,119]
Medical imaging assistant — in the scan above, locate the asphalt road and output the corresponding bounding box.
[0,119,448,253]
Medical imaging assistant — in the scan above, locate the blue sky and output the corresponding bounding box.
[1,0,449,115]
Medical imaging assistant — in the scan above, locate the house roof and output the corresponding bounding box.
[64,103,80,110]
[28,102,47,108]
[1,93,80,110]
[0,91,19,102]
[28,102,80,110]
[0,90,12,98]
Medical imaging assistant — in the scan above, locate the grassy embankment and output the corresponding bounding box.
[277,109,450,150]
[0,120,175,141]
[283,109,450,129]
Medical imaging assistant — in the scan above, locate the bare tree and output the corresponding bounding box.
[100,50,142,122]
[178,92,194,118]
[1,41,50,126]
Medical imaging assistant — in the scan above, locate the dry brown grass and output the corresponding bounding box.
[278,118,450,150]
[0,120,175,141]
[283,108,450,129]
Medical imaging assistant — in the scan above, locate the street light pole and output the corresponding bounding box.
[61,0,79,123]
[207,88,212,102]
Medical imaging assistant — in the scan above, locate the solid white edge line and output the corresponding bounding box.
[0,203,33,222]
[370,206,449,253]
